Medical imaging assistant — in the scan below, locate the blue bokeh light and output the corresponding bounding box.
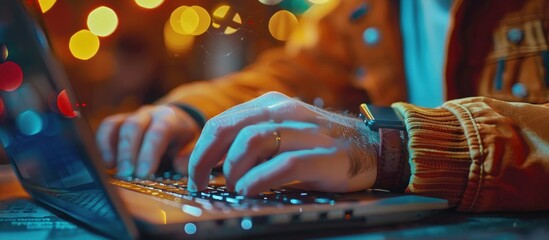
[0,129,11,147]
[184,223,197,235]
[16,110,43,136]
[241,218,253,230]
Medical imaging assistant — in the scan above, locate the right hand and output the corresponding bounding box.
[95,105,200,178]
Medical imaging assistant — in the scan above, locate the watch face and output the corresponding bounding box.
[360,104,405,131]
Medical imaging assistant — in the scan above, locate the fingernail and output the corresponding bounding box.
[117,161,134,177]
[187,178,197,192]
[136,162,150,178]
[235,181,247,195]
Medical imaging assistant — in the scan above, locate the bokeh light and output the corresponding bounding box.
[87,6,119,37]
[179,7,200,34]
[309,0,330,4]
[69,30,100,60]
[279,0,312,15]
[38,0,57,13]
[1,44,8,63]
[169,6,210,35]
[170,6,190,34]
[164,20,195,53]
[0,61,24,92]
[184,223,197,235]
[135,0,164,9]
[188,6,211,35]
[57,89,78,118]
[241,218,253,230]
[269,10,299,41]
[16,110,44,136]
[212,5,242,35]
[259,0,283,5]
[0,129,10,148]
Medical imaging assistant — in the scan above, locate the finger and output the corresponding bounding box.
[96,113,129,168]
[187,107,271,191]
[135,106,184,178]
[223,121,332,191]
[115,112,153,176]
[188,99,320,192]
[235,147,346,196]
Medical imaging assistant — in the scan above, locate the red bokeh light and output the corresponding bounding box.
[0,61,24,92]
[0,98,4,116]
[57,89,78,118]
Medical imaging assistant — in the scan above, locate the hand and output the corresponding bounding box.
[96,105,200,177]
[187,92,379,195]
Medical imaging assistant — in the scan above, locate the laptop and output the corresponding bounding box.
[0,1,448,239]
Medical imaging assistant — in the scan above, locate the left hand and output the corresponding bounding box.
[187,92,379,196]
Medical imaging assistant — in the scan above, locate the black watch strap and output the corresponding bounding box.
[170,103,207,129]
[359,103,410,192]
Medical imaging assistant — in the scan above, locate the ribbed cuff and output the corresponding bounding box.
[392,102,472,208]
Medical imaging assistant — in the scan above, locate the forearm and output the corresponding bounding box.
[393,97,549,212]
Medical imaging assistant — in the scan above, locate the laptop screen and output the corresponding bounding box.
[1,1,135,239]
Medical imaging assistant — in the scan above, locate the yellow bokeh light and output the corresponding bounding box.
[135,0,164,9]
[212,5,242,35]
[269,10,299,41]
[213,5,230,18]
[170,6,211,36]
[308,0,330,4]
[189,6,211,35]
[170,6,189,34]
[87,6,118,37]
[180,7,200,34]
[164,20,195,53]
[69,30,100,60]
[38,0,56,13]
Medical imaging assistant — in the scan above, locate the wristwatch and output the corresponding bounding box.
[359,104,410,192]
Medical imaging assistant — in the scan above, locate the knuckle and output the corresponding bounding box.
[237,125,263,145]
[279,154,302,174]
[204,117,230,137]
[146,125,168,141]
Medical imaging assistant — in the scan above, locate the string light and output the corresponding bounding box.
[269,10,299,41]
[38,0,57,13]
[212,5,242,35]
[69,30,100,60]
[135,0,164,9]
[164,20,195,53]
[87,6,118,37]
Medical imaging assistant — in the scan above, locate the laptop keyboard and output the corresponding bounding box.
[53,190,115,218]
[110,171,346,211]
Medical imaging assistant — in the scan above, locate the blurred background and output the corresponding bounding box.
[28,0,329,129]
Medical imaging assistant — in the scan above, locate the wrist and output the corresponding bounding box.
[359,103,410,192]
[167,104,202,136]
[169,103,207,129]
[372,128,410,192]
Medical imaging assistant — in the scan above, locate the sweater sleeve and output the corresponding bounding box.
[156,0,368,121]
[393,97,549,212]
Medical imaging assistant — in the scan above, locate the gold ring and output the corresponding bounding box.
[272,130,281,157]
